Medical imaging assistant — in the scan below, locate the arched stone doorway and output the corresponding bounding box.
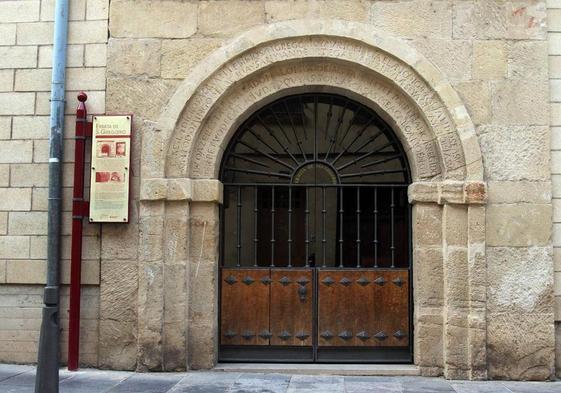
[137,20,487,379]
[218,92,412,363]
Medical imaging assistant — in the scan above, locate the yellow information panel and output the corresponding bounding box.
[89,115,132,223]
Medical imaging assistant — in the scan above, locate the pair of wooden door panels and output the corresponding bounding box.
[220,267,410,362]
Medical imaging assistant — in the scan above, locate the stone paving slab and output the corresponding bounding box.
[1,364,561,393]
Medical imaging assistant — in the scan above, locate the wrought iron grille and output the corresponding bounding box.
[220,93,411,269]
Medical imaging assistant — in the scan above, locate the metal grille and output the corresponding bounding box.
[220,93,411,269]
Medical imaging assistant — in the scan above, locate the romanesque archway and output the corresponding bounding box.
[137,20,487,379]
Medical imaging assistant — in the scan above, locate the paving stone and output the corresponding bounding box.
[450,381,512,393]
[0,372,35,393]
[0,383,34,393]
[59,370,131,393]
[168,372,241,393]
[1,366,561,393]
[0,365,34,382]
[501,381,561,393]
[286,375,344,392]
[228,373,291,393]
[344,380,402,393]
[106,373,184,392]
[399,376,455,392]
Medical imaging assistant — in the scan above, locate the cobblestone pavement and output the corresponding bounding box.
[2,364,561,393]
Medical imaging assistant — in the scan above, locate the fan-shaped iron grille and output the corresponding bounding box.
[220,93,410,185]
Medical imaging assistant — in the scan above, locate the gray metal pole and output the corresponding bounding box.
[35,0,69,392]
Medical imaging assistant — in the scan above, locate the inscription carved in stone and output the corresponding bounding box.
[165,36,467,182]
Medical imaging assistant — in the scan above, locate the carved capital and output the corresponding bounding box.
[140,178,223,203]
[408,181,487,205]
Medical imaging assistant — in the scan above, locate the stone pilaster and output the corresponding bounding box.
[442,204,470,379]
[187,201,219,369]
[136,200,165,371]
[412,203,444,376]
[410,180,487,380]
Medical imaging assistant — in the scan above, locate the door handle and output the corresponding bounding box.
[298,285,307,302]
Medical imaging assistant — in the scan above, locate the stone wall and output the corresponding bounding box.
[0,0,108,366]
[103,0,554,379]
[0,0,557,381]
[550,0,561,377]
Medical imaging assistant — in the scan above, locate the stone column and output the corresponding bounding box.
[162,201,189,371]
[136,200,165,371]
[409,181,486,379]
[138,178,222,370]
[467,205,487,380]
[442,203,469,379]
[412,202,444,377]
[187,201,220,369]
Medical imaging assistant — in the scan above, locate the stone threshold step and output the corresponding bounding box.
[214,363,420,376]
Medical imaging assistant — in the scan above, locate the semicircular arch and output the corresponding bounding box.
[155,20,482,183]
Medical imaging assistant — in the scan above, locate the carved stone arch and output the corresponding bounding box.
[136,20,488,378]
[153,20,483,184]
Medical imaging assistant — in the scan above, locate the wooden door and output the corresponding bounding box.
[270,269,313,346]
[220,268,271,346]
[317,269,409,348]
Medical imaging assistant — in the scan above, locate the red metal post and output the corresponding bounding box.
[68,92,90,371]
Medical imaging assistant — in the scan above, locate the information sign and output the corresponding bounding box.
[89,115,132,222]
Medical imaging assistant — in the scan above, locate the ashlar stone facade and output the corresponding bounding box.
[0,0,559,382]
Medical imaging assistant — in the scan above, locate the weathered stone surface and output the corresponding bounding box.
[99,320,137,370]
[101,223,138,260]
[370,0,452,39]
[557,322,561,377]
[473,40,506,79]
[414,248,443,307]
[486,204,552,247]
[487,181,551,204]
[163,320,186,371]
[192,180,222,203]
[107,39,161,77]
[454,0,546,40]
[106,77,177,121]
[491,79,549,125]
[478,126,549,181]
[487,247,553,314]
[110,0,197,38]
[414,312,444,370]
[444,248,469,308]
[413,204,442,247]
[443,204,468,247]
[454,81,491,125]
[444,314,470,379]
[413,39,472,82]
[188,202,219,371]
[161,38,224,80]
[167,179,192,201]
[100,261,138,321]
[488,313,554,380]
[198,0,264,37]
[265,0,314,22]
[140,178,168,201]
[507,40,548,80]
[265,0,369,23]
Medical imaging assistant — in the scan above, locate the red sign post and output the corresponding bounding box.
[68,92,92,371]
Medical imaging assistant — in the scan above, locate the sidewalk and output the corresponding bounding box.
[1,364,561,393]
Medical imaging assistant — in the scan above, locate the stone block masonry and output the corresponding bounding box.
[0,0,108,367]
[0,0,558,381]
[550,0,561,378]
